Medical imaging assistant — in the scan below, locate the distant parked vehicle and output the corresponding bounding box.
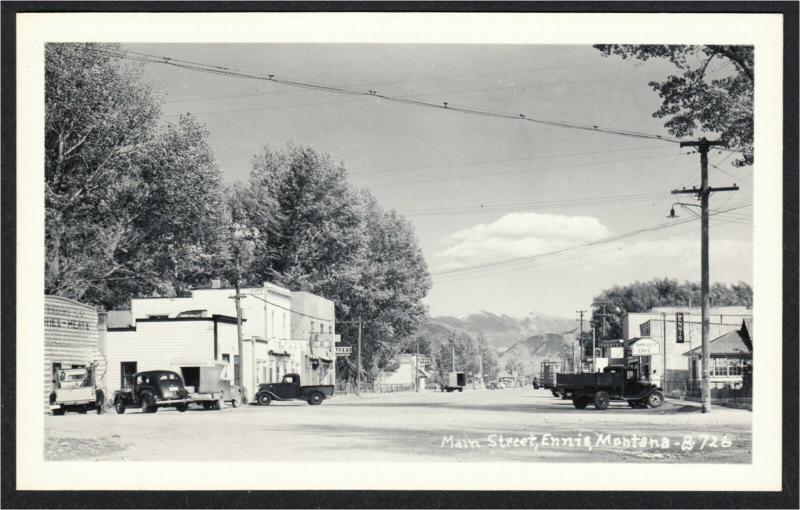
[171,360,242,410]
[113,370,192,414]
[555,365,664,410]
[487,380,505,390]
[49,364,105,415]
[255,373,334,406]
[441,372,466,392]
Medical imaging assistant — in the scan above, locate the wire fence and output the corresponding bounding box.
[335,381,415,395]
[662,378,752,410]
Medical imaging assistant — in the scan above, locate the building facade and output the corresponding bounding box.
[44,295,104,410]
[290,291,337,386]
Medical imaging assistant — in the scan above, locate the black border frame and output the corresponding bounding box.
[1,2,797,508]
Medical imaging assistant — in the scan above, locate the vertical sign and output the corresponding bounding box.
[676,312,685,343]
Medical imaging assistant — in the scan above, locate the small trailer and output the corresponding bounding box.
[49,364,105,415]
[555,365,664,410]
[171,360,243,410]
[441,372,466,392]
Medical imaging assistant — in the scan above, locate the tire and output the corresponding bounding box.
[51,407,65,416]
[551,389,560,397]
[231,397,241,408]
[202,402,213,410]
[573,397,589,409]
[593,391,610,410]
[176,403,188,412]
[140,392,156,413]
[257,393,272,406]
[96,391,105,414]
[647,391,664,408]
[308,392,324,405]
[458,388,463,392]
[114,397,126,414]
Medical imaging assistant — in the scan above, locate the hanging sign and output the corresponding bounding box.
[676,312,685,343]
[335,345,352,356]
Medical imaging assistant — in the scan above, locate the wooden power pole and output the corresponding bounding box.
[576,310,586,373]
[672,138,738,414]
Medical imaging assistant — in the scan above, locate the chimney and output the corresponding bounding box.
[211,278,222,289]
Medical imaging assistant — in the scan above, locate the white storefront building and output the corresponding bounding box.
[105,282,334,401]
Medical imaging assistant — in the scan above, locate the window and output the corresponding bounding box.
[320,323,324,334]
[285,375,294,384]
[310,321,315,336]
[271,311,276,337]
[712,358,728,377]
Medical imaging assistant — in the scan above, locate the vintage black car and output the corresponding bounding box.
[255,373,334,406]
[113,370,192,414]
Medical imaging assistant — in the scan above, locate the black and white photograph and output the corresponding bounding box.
[6,6,795,500]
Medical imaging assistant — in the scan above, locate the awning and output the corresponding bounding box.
[268,350,291,357]
[318,357,333,363]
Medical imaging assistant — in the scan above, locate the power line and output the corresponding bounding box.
[98,47,683,145]
[350,144,673,176]
[365,152,686,189]
[430,203,752,278]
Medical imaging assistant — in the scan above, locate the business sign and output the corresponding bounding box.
[630,338,660,356]
[335,345,352,356]
[417,355,431,366]
[675,312,685,343]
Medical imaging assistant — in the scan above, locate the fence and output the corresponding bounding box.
[335,381,415,395]
[663,378,752,410]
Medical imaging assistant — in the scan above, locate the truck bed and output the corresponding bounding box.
[556,372,622,390]
[299,385,335,397]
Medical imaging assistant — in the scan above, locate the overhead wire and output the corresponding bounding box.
[98,47,686,145]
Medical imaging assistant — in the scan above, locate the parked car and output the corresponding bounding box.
[49,364,105,415]
[487,381,505,390]
[255,373,334,406]
[113,370,192,414]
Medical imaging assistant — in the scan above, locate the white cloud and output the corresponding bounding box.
[434,212,611,270]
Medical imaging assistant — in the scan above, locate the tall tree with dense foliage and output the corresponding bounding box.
[45,43,230,308]
[590,278,753,339]
[238,143,432,378]
[595,45,753,166]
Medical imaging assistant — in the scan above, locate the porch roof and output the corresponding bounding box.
[684,329,752,357]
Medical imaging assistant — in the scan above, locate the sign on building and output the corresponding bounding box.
[675,312,685,343]
[335,345,352,357]
[417,355,431,366]
[630,338,660,356]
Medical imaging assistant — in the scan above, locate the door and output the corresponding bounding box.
[120,362,137,389]
[280,374,300,399]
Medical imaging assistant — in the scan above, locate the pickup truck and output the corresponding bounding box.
[255,373,334,406]
[555,365,664,410]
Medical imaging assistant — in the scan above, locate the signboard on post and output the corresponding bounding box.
[335,345,352,357]
[676,312,685,343]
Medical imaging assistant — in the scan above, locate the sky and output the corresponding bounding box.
[125,43,754,319]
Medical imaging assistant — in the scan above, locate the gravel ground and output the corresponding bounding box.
[44,387,751,463]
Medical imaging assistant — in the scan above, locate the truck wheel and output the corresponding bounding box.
[593,391,610,410]
[96,391,105,414]
[572,397,589,409]
[231,396,241,408]
[308,392,324,405]
[257,393,272,406]
[647,391,664,408]
[176,403,188,412]
[114,397,126,414]
[458,388,463,392]
[52,407,65,416]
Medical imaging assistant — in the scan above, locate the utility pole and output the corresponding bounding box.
[357,318,362,396]
[230,282,246,394]
[576,310,586,373]
[672,138,738,414]
[415,336,420,393]
[451,335,456,372]
[592,327,596,373]
[661,312,667,388]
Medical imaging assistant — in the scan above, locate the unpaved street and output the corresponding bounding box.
[45,388,751,463]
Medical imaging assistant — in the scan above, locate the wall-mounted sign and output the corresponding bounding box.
[335,345,352,356]
[630,338,660,356]
[676,312,685,343]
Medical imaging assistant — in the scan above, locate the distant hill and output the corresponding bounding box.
[497,330,578,377]
[421,310,575,353]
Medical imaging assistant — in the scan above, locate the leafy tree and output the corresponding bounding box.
[591,278,753,339]
[595,45,753,166]
[45,43,230,309]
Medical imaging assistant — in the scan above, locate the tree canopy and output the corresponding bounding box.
[595,45,753,166]
[590,278,752,339]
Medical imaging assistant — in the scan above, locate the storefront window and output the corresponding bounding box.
[728,358,743,376]
[712,358,728,377]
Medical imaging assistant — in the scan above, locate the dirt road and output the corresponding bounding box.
[44,387,751,462]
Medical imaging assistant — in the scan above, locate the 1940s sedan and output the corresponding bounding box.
[113,370,192,414]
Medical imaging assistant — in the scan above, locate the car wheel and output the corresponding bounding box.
[647,391,664,408]
[231,397,241,408]
[51,407,65,416]
[140,392,156,413]
[257,393,272,406]
[176,403,188,412]
[114,398,126,414]
[573,397,589,409]
[593,391,610,410]
[308,392,324,405]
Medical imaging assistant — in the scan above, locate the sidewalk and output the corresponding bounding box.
[665,397,751,412]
